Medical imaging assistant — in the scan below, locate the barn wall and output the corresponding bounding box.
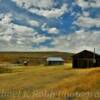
[73,58,100,68]
[47,61,64,66]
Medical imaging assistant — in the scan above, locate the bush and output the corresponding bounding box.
[0,67,12,73]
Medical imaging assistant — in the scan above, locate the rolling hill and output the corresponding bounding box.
[0,51,74,65]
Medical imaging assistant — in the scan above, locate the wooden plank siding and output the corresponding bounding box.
[72,50,100,68]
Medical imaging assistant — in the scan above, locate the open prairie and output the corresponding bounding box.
[0,64,100,100]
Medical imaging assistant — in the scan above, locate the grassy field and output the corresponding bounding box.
[0,64,100,100]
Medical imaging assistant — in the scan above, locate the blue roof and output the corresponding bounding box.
[47,57,64,61]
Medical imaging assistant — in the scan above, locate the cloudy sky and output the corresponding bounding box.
[0,0,100,53]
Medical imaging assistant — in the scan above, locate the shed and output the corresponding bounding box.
[46,57,64,65]
[72,50,100,68]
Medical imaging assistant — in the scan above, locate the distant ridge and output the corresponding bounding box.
[0,51,74,65]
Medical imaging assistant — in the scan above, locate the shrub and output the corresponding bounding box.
[0,67,12,73]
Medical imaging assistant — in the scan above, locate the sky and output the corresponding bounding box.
[0,0,100,53]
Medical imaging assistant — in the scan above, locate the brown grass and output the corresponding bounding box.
[0,64,100,100]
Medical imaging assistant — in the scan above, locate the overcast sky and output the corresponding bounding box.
[0,0,100,53]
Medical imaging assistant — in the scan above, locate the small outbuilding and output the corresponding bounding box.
[46,57,64,65]
[72,50,100,68]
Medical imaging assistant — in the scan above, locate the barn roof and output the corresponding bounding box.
[47,57,64,61]
[72,50,100,58]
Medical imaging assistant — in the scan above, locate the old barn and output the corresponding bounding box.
[72,50,100,68]
[46,57,64,65]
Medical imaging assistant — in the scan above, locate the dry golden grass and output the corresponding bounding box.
[0,64,100,100]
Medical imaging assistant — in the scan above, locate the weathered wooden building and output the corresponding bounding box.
[72,50,100,68]
[46,57,64,65]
